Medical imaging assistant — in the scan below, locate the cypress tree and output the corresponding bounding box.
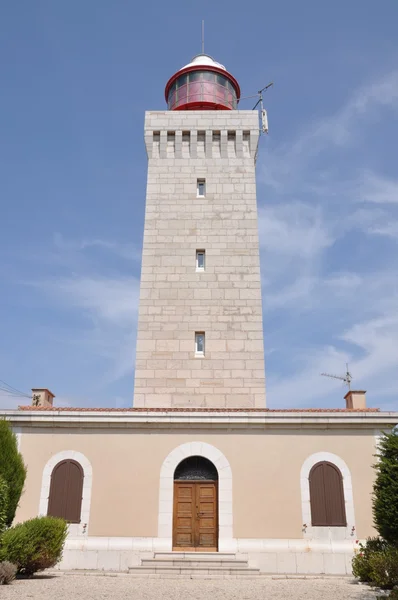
[0,420,27,526]
[0,476,9,533]
[373,428,398,545]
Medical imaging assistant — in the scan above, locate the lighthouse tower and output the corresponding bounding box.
[133,54,266,408]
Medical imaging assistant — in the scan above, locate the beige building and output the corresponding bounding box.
[3,53,398,576]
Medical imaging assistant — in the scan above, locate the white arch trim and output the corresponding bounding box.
[39,450,93,538]
[158,442,234,551]
[300,452,356,541]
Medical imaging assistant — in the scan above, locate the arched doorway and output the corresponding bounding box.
[173,456,218,552]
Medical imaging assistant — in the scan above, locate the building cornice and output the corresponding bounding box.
[1,409,397,431]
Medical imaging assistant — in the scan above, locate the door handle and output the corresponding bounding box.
[197,512,205,518]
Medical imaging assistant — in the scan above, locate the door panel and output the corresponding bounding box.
[196,483,217,549]
[173,482,195,548]
[173,481,218,551]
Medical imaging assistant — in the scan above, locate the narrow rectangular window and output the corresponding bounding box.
[196,250,205,271]
[197,178,206,197]
[195,332,205,355]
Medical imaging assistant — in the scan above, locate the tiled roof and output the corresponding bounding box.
[17,406,380,413]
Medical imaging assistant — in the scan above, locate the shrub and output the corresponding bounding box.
[0,561,17,585]
[0,477,8,534]
[352,537,389,583]
[0,420,26,526]
[373,429,398,547]
[0,516,68,576]
[368,546,398,589]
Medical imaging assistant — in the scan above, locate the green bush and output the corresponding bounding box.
[369,546,398,589]
[0,477,8,534]
[352,537,389,582]
[0,516,68,576]
[373,429,398,547]
[0,420,26,526]
[0,561,17,585]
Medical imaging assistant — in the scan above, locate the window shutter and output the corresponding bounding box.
[309,462,328,526]
[324,463,347,526]
[47,460,84,523]
[309,462,346,527]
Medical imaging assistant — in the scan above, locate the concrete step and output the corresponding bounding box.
[128,573,261,579]
[142,559,248,568]
[153,552,236,560]
[132,550,260,578]
[128,566,260,576]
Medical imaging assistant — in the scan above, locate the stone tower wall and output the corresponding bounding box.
[133,110,266,408]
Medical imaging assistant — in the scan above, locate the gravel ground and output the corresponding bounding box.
[0,573,379,600]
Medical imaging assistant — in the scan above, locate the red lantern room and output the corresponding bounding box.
[165,54,240,111]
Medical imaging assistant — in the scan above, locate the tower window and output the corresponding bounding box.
[195,332,205,355]
[196,250,205,271]
[197,179,206,197]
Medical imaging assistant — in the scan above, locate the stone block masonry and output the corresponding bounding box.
[134,111,266,408]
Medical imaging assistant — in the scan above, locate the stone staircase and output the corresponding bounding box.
[128,552,260,578]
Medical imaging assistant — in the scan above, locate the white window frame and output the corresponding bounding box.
[300,451,356,541]
[39,450,93,538]
[195,332,205,356]
[197,178,206,197]
[196,250,205,271]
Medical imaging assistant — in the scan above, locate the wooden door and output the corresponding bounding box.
[173,481,218,551]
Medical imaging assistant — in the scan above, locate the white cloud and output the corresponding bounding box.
[45,275,140,323]
[258,202,334,259]
[263,276,317,311]
[267,345,351,408]
[17,232,142,396]
[267,304,398,411]
[53,234,143,261]
[257,67,398,410]
[369,222,398,238]
[260,69,398,193]
[37,274,140,384]
[358,171,398,205]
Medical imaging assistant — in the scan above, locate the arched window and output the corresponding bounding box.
[174,456,218,481]
[47,460,84,523]
[309,461,347,526]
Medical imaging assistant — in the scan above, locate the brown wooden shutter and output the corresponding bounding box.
[309,462,346,527]
[309,462,328,525]
[47,460,83,523]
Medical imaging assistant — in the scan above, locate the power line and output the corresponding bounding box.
[0,380,30,399]
[0,389,30,398]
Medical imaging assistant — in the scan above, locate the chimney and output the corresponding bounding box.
[345,390,366,410]
[31,389,55,408]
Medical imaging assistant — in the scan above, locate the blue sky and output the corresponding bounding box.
[1,0,397,410]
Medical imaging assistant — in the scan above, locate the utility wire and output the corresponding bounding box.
[0,380,30,398]
[0,390,28,397]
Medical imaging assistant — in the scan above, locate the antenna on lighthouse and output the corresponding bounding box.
[202,20,205,54]
[321,363,353,390]
[252,82,273,134]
